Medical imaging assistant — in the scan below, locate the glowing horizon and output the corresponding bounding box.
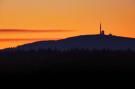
[0,0,135,49]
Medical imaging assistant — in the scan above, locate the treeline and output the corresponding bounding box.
[0,48,135,77]
[0,48,135,66]
[0,48,135,62]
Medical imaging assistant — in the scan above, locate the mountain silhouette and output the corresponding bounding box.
[1,34,135,87]
[13,34,135,50]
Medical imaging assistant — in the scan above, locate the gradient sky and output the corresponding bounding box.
[0,0,135,49]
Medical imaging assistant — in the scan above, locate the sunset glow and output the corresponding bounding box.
[0,0,135,49]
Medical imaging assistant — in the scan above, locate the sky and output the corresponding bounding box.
[0,0,135,49]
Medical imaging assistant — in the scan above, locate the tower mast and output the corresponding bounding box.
[99,22,105,35]
[100,22,102,34]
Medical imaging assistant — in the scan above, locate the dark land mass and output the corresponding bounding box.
[0,34,135,88]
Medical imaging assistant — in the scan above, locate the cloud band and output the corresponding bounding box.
[0,29,73,33]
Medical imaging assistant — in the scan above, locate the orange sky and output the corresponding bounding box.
[0,0,135,49]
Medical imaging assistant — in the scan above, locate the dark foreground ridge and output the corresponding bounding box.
[1,48,135,72]
[0,49,135,88]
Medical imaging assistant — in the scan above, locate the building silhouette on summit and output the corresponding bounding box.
[99,23,112,36]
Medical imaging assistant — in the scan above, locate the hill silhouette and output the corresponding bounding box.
[1,34,135,88]
[13,34,135,50]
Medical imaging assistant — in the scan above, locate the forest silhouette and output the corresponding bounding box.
[0,48,134,88]
[0,48,135,76]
